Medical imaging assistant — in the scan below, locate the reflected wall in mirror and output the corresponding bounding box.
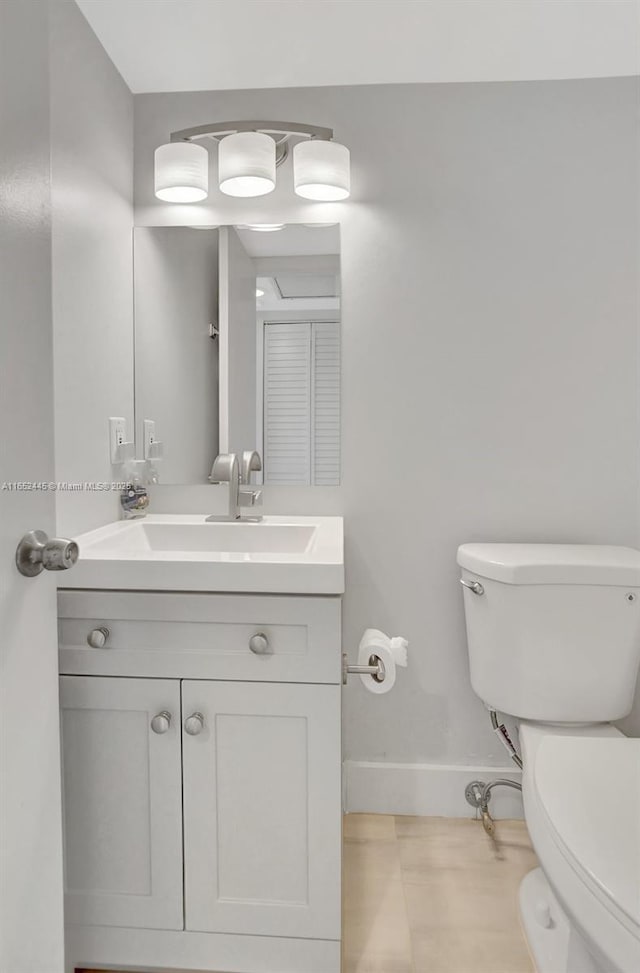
[134,224,341,486]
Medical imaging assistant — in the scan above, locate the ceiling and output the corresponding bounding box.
[256,273,340,311]
[75,0,639,94]
[236,224,339,258]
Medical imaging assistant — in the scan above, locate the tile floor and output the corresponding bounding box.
[343,813,538,973]
[78,813,538,973]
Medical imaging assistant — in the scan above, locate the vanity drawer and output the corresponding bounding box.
[58,591,341,683]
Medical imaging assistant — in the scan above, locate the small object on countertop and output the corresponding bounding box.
[120,460,150,519]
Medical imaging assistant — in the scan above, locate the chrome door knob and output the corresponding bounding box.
[16,530,79,577]
[150,711,172,734]
[249,632,269,654]
[184,712,204,736]
[87,627,110,648]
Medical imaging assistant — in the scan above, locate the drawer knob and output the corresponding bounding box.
[184,712,204,736]
[87,626,110,648]
[249,632,269,655]
[150,711,172,734]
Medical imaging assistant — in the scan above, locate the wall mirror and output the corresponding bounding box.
[134,223,341,486]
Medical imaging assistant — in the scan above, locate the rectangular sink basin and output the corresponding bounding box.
[63,515,344,594]
[86,522,317,555]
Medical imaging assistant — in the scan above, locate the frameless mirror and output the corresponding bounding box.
[133,223,341,486]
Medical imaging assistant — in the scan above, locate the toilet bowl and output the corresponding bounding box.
[519,723,640,973]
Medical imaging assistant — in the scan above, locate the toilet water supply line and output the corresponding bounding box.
[490,709,523,770]
[467,710,523,836]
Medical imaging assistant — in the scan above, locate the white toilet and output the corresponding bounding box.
[457,543,640,973]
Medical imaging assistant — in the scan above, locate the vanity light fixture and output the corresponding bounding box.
[293,140,350,201]
[154,120,350,203]
[154,142,208,202]
[219,132,275,197]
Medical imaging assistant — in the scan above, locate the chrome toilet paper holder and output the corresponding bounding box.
[342,652,386,685]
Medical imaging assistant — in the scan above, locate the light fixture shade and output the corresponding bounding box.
[218,132,276,197]
[241,223,285,232]
[154,142,208,202]
[293,140,350,201]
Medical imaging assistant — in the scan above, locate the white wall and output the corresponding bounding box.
[50,0,134,537]
[134,78,639,809]
[220,227,258,457]
[0,3,65,968]
[134,227,219,483]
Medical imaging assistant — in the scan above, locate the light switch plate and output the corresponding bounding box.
[108,416,127,464]
[143,419,155,459]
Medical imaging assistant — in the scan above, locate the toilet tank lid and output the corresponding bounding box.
[457,544,640,585]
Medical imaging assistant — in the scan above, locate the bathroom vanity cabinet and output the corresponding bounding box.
[58,590,342,973]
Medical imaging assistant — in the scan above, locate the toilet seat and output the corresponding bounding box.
[523,729,640,973]
[535,736,640,933]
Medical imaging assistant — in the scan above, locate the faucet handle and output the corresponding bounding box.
[240,450,262,484]
[209,452,238,484]
[239,488,262,508]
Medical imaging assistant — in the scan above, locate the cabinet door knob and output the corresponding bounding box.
[87,626,110,648]
[184,712,205,736]
[150,711,172,734]
[249,632,269,655]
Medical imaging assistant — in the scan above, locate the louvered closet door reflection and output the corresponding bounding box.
[263,321,340,485]
[311,322,340,486]
[264,322,312,484]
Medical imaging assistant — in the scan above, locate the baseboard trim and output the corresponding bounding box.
[344,760,523,818]
[66,926,340,973]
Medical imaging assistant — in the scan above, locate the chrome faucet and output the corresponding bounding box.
[207,453,240,520]
[207,451,263,522]
[240,450,262,485]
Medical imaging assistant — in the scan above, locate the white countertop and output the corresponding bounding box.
[63,514,344,594]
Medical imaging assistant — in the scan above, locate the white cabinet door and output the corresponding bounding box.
[182,680,341,940]
[60,676,183,930]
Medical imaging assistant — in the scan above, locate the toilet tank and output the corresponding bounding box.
[457,544,640,722]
